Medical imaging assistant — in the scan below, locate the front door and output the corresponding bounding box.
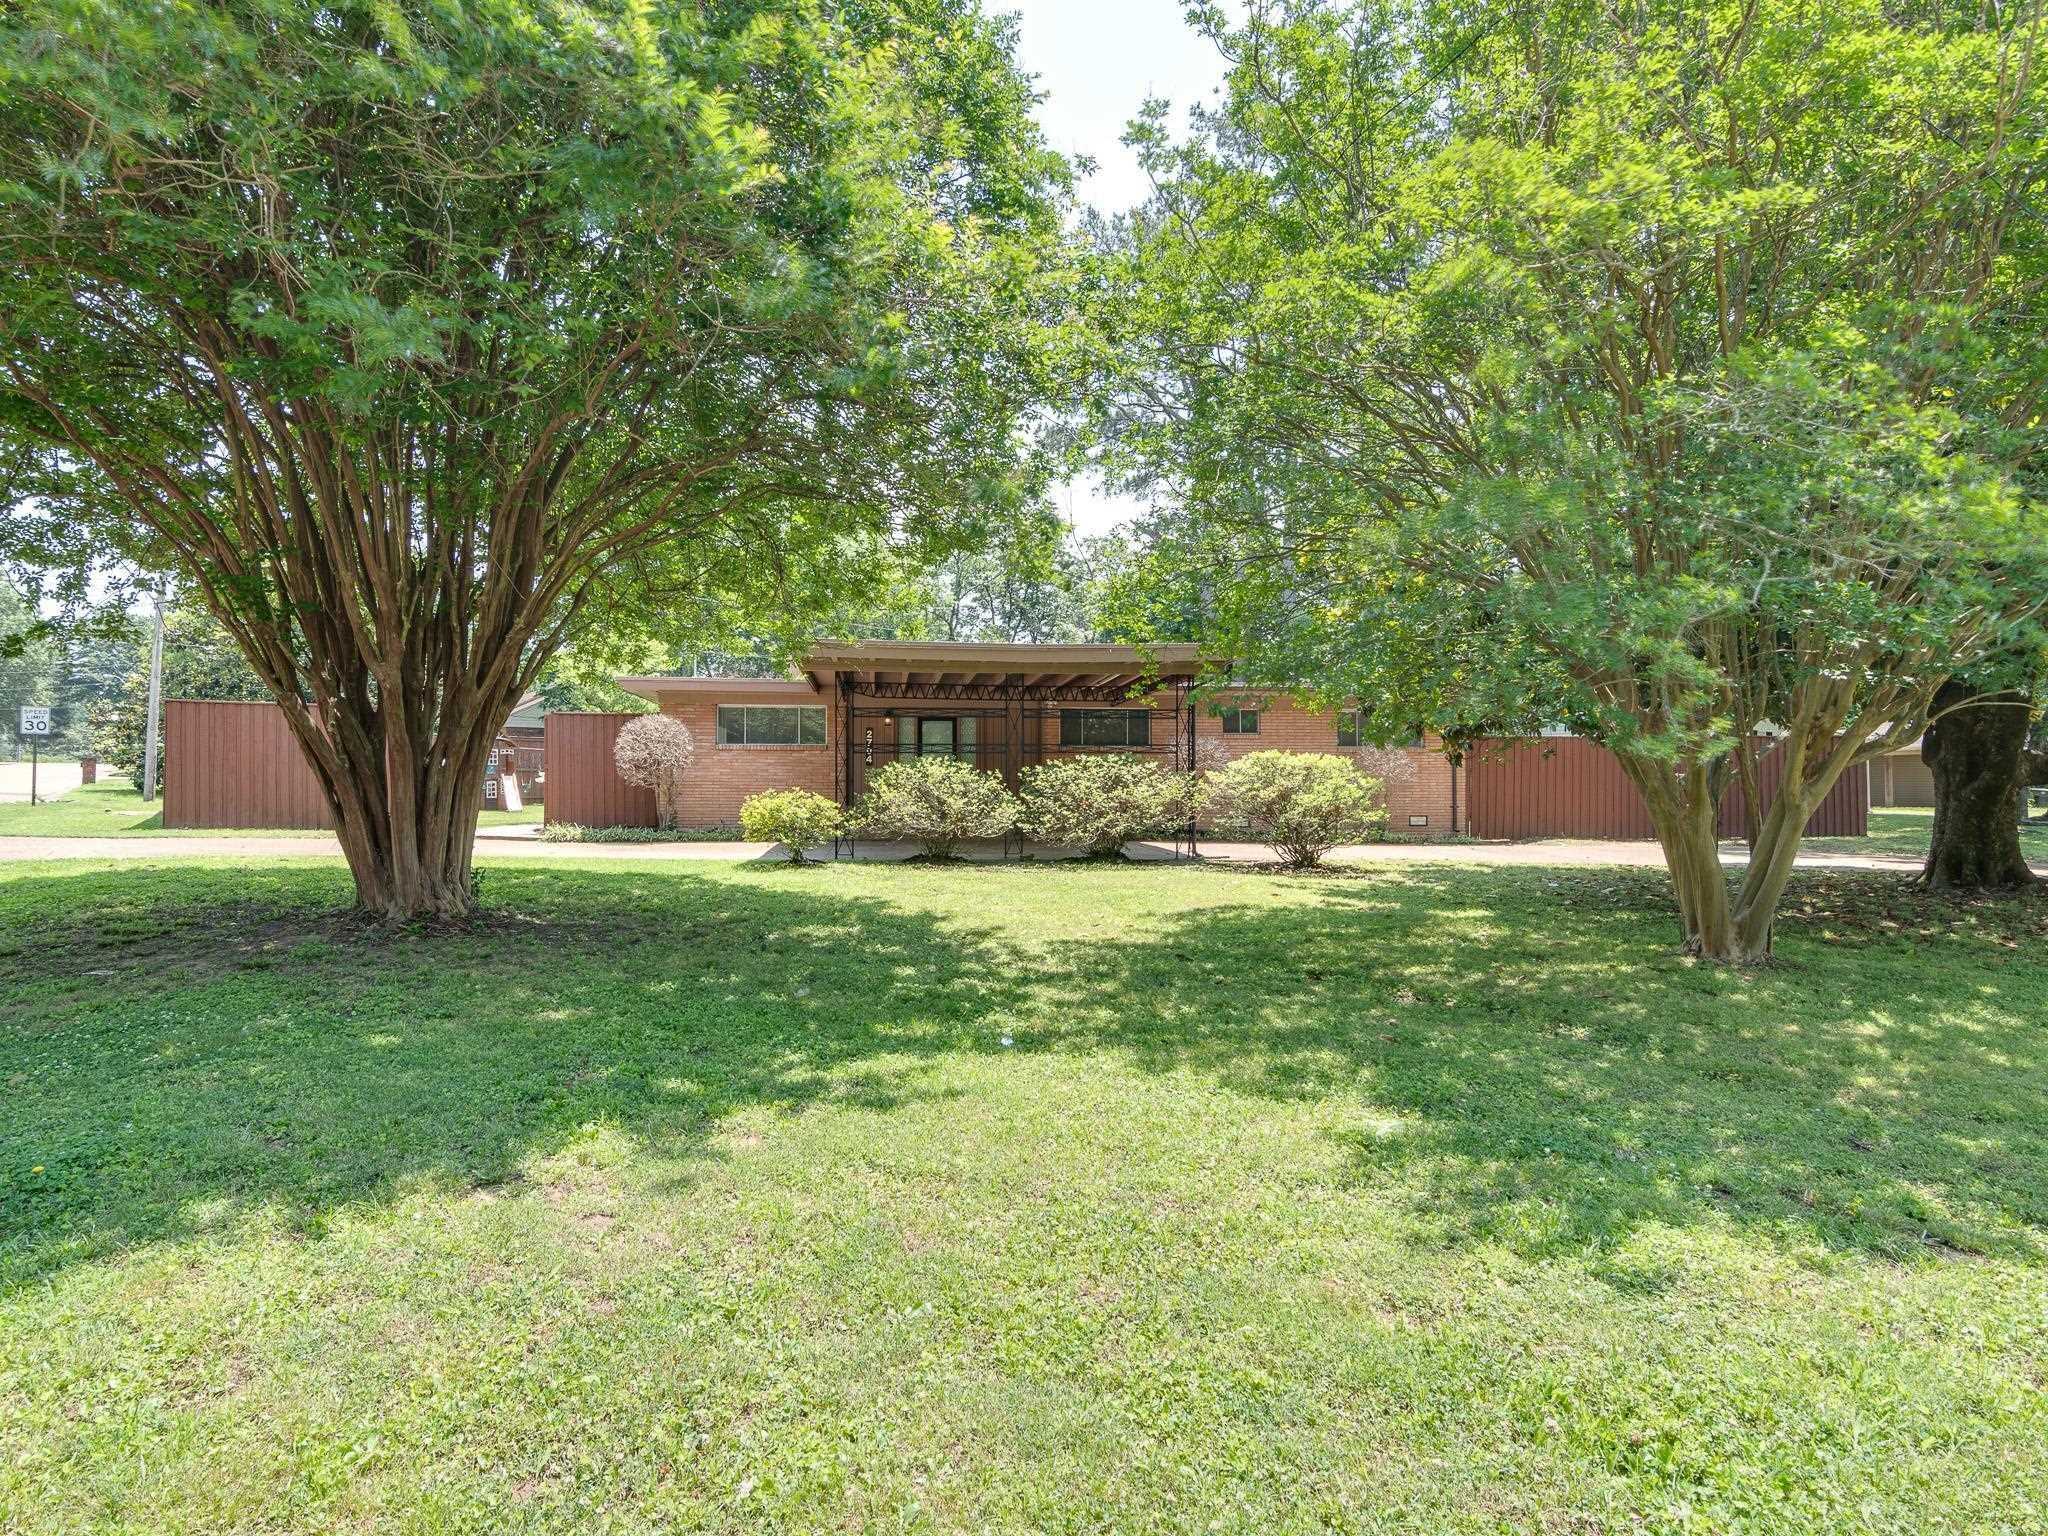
[917,717,956,757]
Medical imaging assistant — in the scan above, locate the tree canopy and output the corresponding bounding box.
[0,0,1075,914]
[1098,0,2048,959]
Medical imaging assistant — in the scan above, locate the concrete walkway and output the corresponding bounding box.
[0,829,2017,878]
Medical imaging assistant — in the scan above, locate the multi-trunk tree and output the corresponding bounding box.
[0,0,1071,917]
[1099,0,2048,961]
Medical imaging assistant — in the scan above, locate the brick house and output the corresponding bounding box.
[612,640,1461,836]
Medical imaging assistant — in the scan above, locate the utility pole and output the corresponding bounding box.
[140,592,166,802]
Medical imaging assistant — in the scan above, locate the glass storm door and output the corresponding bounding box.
[918,717,956,756]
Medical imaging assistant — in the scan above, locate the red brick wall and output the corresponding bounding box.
[638,685,1460,838]
[659,689,839,826]
[1189,695,1455,837]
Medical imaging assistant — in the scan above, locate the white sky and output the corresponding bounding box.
[1004,0,1229,537]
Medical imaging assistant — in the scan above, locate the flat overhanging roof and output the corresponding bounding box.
[801,641,1211,692]
[614,675,818,701]
[617,642,1218,704]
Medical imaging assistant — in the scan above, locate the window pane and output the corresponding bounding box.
[1337,711,1359,747]
[716,706,745,745]
[1222,708,1258,734]
[747,706,798,745]
[1062,708,1147,748]
[800,707,826,745]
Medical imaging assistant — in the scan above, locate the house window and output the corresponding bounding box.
[716,705,826,746]
[1059,709,1150,748]
[1220,707,1259,735]
[1338,708,1423,748]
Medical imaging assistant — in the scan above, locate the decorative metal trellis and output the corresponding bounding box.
[831,675,1200,860]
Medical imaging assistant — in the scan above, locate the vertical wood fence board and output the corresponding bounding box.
[163,699,334,830]
[543,713,656,829]
[164,700,570,830]
[1466,737,1867,841]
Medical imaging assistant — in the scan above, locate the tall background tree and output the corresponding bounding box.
[84,604,272,789]
[0,578,57,758]
[1098,0,2048,961]
[0,0,1073,916]
[1919,665,2047,890]
[915,521,1135,642]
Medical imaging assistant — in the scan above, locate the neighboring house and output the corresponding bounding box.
[614,640,1460,834]
[487,691,547,805]
[503,691,546,752]
[1872,740,1936,807]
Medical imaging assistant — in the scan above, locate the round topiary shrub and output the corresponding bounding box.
[1019,753,1188,856]
[851,755,1018,859]
[1202,750,1385,868]
[613,713,696,830]
[740,788,843,863]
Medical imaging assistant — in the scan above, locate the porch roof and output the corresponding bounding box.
[801,641,1209,698]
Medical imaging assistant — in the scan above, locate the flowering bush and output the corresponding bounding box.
[1020,753,1188,855]
[740,788,843,863]
[851,756,1017,858]
[1203,751,1385,867]
[612,713,695,829]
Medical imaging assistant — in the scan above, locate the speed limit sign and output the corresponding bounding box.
[17,706,50,737]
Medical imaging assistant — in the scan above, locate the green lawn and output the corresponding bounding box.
[0,778,542,837]
[1802,804,2048,862]
[2,857,2044,1533]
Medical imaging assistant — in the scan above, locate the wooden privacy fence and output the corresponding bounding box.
[166,699,552,829]
[543,712,655,828]
[164,699,333,829]
[1464,737,1868,841]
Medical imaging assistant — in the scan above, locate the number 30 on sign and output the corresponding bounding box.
[18,707,51,736]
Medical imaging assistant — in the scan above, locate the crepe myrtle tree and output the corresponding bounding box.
[1098,0,2048,962]
[0,0,1072,918]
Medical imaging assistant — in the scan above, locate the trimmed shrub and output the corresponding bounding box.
[1203,751,1385,867]
[1020,753,1188,856]
[851,755,1018,858]
[537,821,742,843]
[613,714,695,829]
[740,788,843,863]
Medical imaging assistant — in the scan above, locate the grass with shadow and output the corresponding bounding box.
[1,854,2044,1533]
[1800,803,2048,862]
[0,778,540,837]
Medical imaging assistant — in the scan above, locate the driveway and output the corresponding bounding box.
[0,760,85,803]
[0,828,2013,878]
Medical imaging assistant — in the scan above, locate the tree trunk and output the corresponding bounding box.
[1623,755,1741,961]
[1727,776,1813,964]
[1921,682,2038,892]
[281,686,507,923]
